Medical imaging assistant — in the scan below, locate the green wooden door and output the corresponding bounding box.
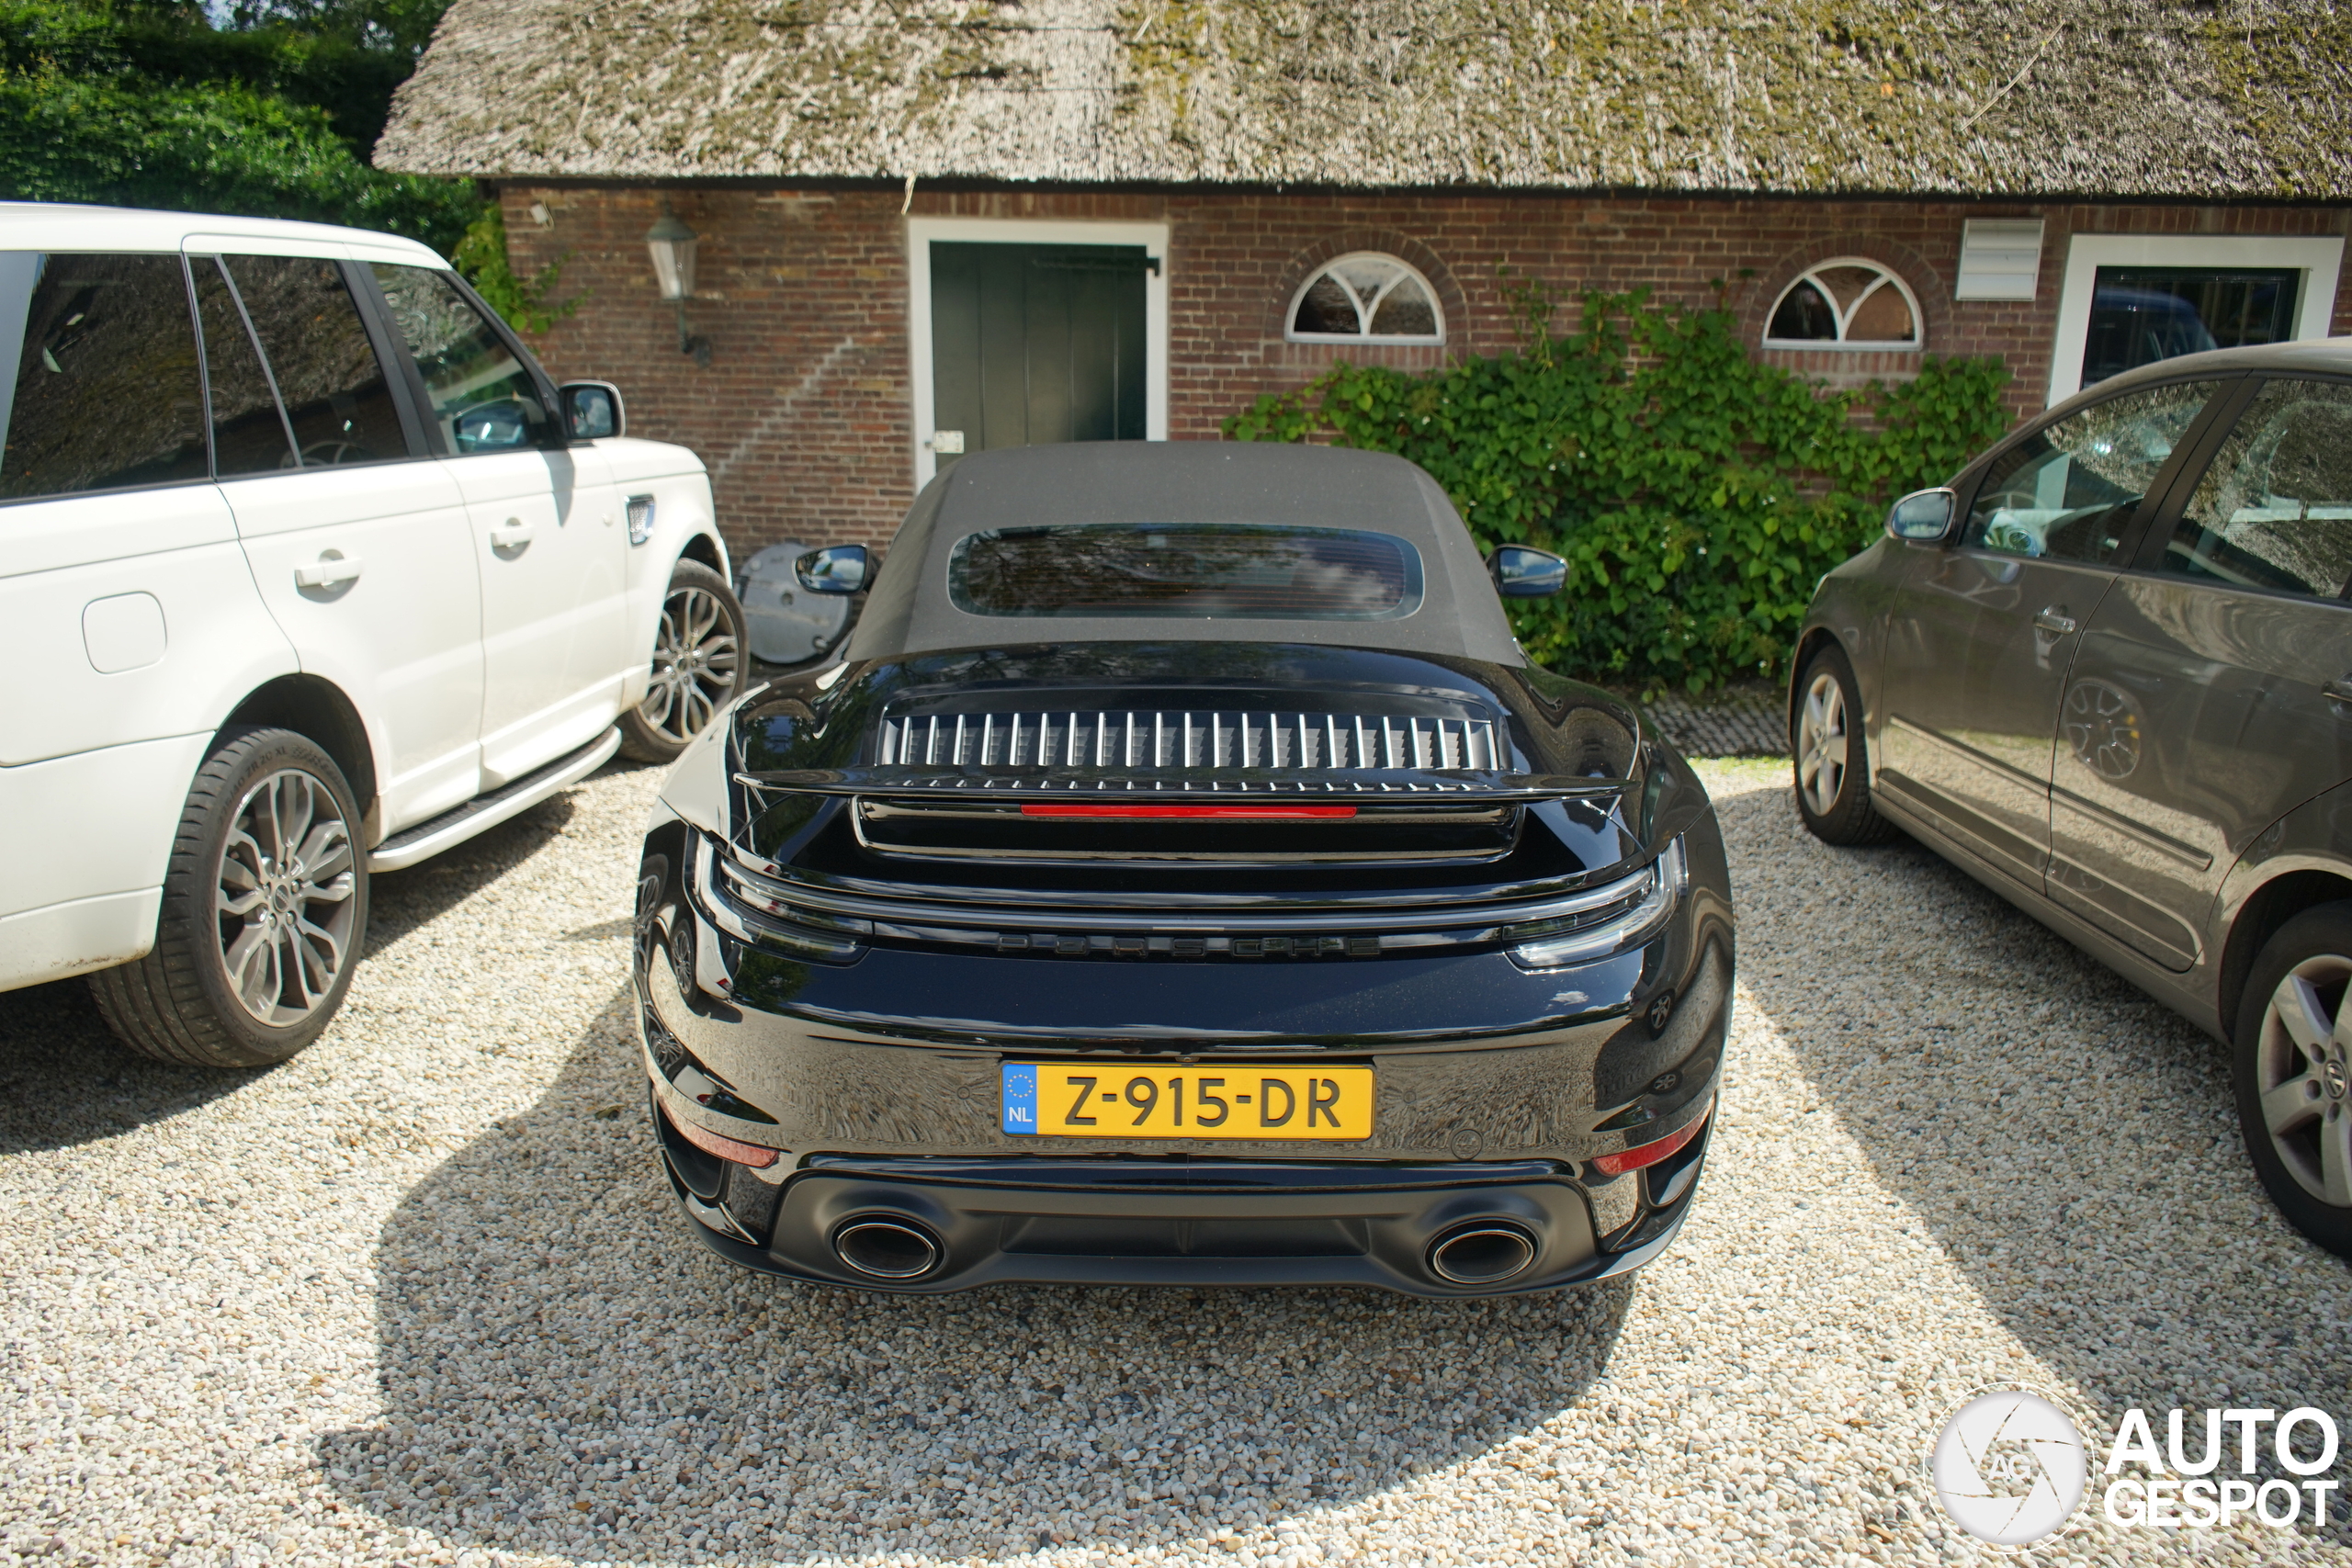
[929,243,1148,468]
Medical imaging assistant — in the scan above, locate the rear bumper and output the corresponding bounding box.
[652,1102,1712,1295]
[628,793,1736,1291]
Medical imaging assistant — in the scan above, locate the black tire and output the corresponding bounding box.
[1790,642,1897,847]
[2232,905,2352,1258]
[618,559,748,763]
[89,727,368,1068]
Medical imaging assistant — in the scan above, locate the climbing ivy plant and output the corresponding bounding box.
[450,204,580,336]
[1226,282,2013,692]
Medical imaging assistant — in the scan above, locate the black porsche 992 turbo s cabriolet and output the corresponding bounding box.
[633,442,1733,1295]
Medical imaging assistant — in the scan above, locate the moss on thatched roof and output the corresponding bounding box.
[376,0,2352,199]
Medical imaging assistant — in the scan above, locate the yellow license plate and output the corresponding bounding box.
[1001,1063,1374,1140]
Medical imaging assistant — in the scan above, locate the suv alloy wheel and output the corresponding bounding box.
[90,727,368,1067]
[619,560,749,763]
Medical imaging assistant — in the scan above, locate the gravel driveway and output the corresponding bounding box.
[4,757,2347,1568]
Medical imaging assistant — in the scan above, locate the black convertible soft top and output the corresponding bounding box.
[841,442,1525,666]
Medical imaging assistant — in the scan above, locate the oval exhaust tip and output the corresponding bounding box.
[1428,1223,1538,1286]
[832,1218,943,1280]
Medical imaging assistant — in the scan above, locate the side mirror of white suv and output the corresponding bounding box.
[560,381,626,441]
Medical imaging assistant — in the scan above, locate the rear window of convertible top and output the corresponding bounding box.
[946,523,1425,620]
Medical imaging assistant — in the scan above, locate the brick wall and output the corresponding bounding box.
[499,186,2352,560]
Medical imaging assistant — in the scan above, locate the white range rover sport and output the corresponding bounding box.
[0,203,749,1066]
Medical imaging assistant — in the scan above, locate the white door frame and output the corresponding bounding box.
[2046,232,2346,406]
[905,217,1170,491]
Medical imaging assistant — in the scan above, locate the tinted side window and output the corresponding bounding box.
[223,255,408,467]
[1962,380,2220,564]
[0,252,207,501]
[2158,379,2352,599]
[191,257,294,477]
[369,265,545,454]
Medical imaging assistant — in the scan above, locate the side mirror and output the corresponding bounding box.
[796,544,869,594]
[560,380,626,441]
[1488,545,1566,598]
[1885,488,1957,542]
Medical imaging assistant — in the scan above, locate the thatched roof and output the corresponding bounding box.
[376,0,2352,200]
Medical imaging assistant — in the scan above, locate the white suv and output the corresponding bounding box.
[0,203,748,1066]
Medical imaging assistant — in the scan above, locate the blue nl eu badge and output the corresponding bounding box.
[1000,1063,1038,1134]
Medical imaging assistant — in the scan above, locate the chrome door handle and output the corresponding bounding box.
[293,554,363,589]
[2323,676,2352,705]
[488,519,533,549]
[2033,607,2078,636]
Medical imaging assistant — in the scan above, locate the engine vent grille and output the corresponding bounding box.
[877,709,1504,773]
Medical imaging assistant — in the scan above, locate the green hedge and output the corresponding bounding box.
[0,0,485,266]
[1227,285,2013,691]
[0,66,479,252]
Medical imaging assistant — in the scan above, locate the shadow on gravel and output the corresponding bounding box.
[364,791,596,957]
[0,761,654,1159]
[322,987,1633,1562]
[0,975,263,1156]
[1721,784,2352,1497]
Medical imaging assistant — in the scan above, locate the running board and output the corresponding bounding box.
[368,728,622,873]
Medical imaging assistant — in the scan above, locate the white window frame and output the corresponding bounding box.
[2046,232,2346,407]
[904,217,1170,491]
[1761,258,1924,352]
[1283,252,1446,346]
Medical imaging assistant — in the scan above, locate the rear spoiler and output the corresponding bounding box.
[733,766,1631,804]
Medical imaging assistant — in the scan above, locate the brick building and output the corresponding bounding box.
[377,0,2352,558]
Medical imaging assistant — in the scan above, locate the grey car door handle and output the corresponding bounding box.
[2323,676,2352,705]
[488,518,533,550]
[2033,607,2078,636]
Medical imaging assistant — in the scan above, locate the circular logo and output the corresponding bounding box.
[2326,1057,2347,1100]
[1929,1390,2086,1547]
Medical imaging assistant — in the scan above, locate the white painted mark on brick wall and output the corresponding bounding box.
[709,337,866,491]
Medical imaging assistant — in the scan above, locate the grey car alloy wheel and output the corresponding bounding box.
[2254,955,2352,1208]
[639,582,741,748]
[1795,671,1850,818]
[215,766,360,1026]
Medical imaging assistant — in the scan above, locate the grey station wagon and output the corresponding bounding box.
[1792,338,2352,1259]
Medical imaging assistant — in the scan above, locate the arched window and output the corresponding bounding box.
[1765,259,1922,350]
[1286,253,1445,344]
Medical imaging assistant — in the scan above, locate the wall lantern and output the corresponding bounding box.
[645,201,712,367]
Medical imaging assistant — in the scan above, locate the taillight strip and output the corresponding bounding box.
[1018,804,1358,819]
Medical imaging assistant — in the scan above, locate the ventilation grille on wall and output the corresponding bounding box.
[1956,219,2045,302]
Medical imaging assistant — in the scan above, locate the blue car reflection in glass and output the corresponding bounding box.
[2082,266,2299,389]
[453,398,532,453]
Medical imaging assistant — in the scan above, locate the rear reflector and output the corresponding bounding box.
[670,1111,779,1168]
[1018,804,1358,820]
[1588,1102,1711,1177]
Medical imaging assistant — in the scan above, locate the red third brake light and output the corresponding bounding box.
[1588,1101,1713,1177]
[1019,804,1358,819]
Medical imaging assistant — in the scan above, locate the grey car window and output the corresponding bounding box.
[1962,380,2219,563]
[2159,379,2352,600]
[0,252,208,501]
